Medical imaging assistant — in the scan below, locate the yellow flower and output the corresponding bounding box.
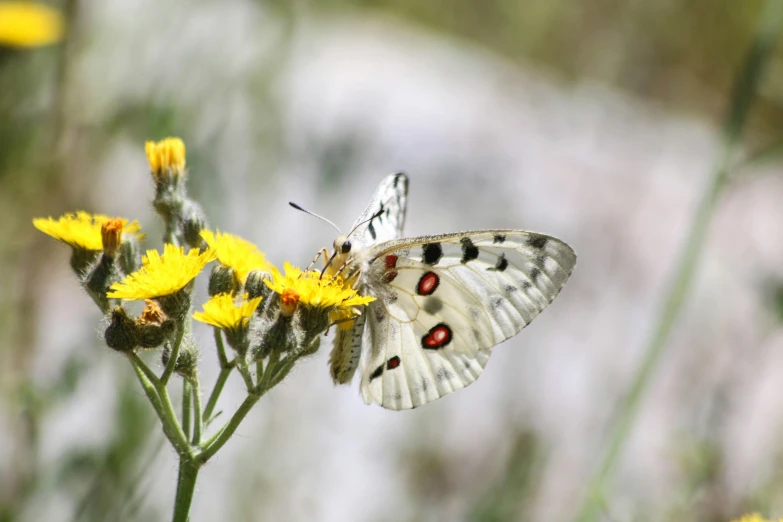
[0,2,63,48]
[33,212,143,251]
[265,262,375,312]
[200,230,272,285]
[194,293,262,331]
[108,244,215,300]
[146,137,186,181]
[731,515,782,522]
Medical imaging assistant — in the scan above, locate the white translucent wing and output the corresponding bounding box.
[329,172,408,385]
[359,230,576,410]
[348,172,408,245]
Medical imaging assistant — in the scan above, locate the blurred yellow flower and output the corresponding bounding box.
[200,230,272,284]
[33,212,142,251]
[0,2,63,48]
[194,293,261,331]
[731,515,783,522]
[265,262,374,312]
[146,137,186,181]
[108,244,215,300]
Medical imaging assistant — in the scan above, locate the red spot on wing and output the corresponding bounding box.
[417,272,440,296]
[386,356,401,369]
[383,255,399,283]
[422,324,452,349]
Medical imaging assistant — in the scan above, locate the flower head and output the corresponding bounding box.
[33,212,143,251]
[146,137,186,182]
[107,244,215,300]
[265,262,374,313]
[200,230,272,285]
[194,293,262,331]
[0,3,63,48]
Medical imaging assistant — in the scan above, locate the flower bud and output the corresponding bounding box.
[135,300,175,348]
[104,306,138,351]
[208,265,239,297]
[181,201,208,249]
[84,254,120,312]
[161,339,199,380]
[101,218,123,257]
[69,248,100,279]
[118,236,141,275]
[245,270,271,301]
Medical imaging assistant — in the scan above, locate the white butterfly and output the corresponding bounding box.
[319,173,576,410]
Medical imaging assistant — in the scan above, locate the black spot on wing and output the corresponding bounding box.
[530,267,541,283]
[527,235,548,249]
[422,243,443,265]
[487,253,508,272]
[493,234,506,244]
[368,221,377,240]
[369,364,383,382]
[460,237,479,263]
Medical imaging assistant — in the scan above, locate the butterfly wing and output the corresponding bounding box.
[329,172,409,385]
[348,172,408,245]
[358,230,576,410]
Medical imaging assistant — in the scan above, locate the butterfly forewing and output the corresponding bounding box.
[329,172,409,385]
[349,172,408,245]
[358,230,576,410]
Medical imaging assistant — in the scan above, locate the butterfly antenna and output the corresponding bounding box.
[346,208,384,237]
[289,202,342,235]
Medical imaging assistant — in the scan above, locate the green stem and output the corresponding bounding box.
[171,457,200,522]
[236,362,255,391]
[203,368,231,424]
[574,2,783,520]
[202,329,235,423]
[161,322,186,385]
[196,390,264,465]
[182,380,192,442]
[127,354,164,420]
[191,377,203,445]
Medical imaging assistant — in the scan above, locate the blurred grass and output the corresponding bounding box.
[574,0,783,520]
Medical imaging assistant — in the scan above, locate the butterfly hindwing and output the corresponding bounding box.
[358,230,576,409]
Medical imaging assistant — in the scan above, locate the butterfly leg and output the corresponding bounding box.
[305,248,330,273]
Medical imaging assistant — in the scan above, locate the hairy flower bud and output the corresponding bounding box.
[161,339,199,380]
[84,254,120,312]
[182,201,208,249]
[245,270,270,301]
[135,300,175,348]
[208,265,238,297]
[104,306,138,351]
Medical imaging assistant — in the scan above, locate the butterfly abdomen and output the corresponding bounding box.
[329,313,366,385]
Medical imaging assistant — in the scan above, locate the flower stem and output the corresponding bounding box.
[191,377,203,445]
[573,2,783,520]
[197,389,265,465]
[171,457,200,522]
[161,322,186,385]
[182,380,192,441]
[203,328,234,423]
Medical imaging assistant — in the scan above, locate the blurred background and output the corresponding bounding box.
[3,0,783,521]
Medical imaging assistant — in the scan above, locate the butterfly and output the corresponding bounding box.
[317,173,576,410]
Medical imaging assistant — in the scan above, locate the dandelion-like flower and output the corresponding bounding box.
[200,230,272,285]
[33,212,143,251]
[265,262,375,312]
[108,244,214,300]
[146,137,186,182]
[194,293,262,331]
[0,2,63,48]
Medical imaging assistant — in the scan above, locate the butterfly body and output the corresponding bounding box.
[324,173,575,410]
